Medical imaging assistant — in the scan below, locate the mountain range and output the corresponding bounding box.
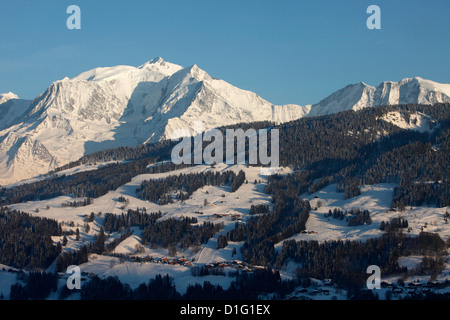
[1,57,449,185]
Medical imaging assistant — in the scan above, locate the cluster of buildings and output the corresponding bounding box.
[127,255,266,272]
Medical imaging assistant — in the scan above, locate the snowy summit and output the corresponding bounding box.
[0,58,307,185]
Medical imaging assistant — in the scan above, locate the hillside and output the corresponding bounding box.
[0,103,448,300]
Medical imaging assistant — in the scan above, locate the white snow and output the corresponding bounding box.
[0,58,306,185]
[275,183,450,245]
[4,163,292,296]
[7,163,280,259]
[2,161,450,300]
[380,111,437,133]
[1,65,448,186]
[0,93,32,130]
[308,77,450,117]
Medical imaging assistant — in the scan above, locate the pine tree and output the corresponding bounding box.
[93,228,106,254]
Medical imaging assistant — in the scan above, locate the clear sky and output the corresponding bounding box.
[0,0,449,105]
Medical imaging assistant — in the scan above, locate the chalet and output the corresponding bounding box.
[323,279,333,286]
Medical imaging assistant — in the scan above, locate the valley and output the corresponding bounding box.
[0,59,448,301]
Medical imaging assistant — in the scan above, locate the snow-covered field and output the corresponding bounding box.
[381,111,437,133]
[4,163,289,293]
[2,161,449,300]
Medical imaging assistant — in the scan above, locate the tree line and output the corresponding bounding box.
[136,170,245,204]
[0,208,61,270]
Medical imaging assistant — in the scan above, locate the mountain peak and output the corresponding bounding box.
[0,92,19,104]
[309,77,450,117]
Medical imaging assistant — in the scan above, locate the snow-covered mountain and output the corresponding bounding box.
[0,58,308,185]
[308,77,450,117]
[1,57,449,186]
[0,92,19,105]
[0,93,32,130]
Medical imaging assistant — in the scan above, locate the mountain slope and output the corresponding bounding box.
[1,102,449,301]
[308,77,450,117]
[0,58,307,185]
[1,58,449,186]
[0,93,32,130]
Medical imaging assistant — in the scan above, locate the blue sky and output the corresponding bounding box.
[0,0,449,105]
